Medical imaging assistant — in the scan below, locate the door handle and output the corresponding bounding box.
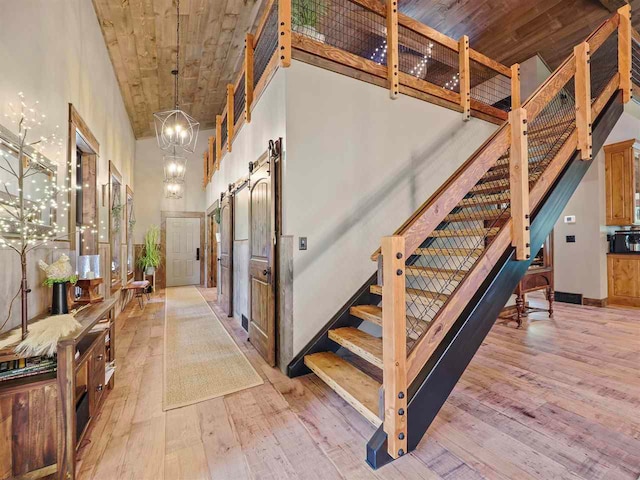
[196,248,200,260]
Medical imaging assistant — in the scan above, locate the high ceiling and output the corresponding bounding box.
[92,0,267,138]
[95,0,637,139]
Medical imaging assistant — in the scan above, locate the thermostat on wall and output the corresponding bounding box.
[564,215,576,224]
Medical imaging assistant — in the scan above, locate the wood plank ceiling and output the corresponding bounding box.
[92,0,266,138]
[96,0,637,139]
[399,0,638,70]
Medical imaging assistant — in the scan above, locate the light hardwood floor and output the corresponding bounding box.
[75,288,640,480]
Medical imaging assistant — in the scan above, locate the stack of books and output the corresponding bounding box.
[0,356,57,382]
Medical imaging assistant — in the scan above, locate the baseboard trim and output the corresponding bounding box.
[582,297,608,307]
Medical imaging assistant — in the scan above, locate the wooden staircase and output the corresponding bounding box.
[288,6,631,470]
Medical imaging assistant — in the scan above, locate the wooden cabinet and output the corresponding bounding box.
[605,139,640,226]
[607,254,640,306]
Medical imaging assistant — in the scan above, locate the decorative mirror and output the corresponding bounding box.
[126,185,135,281]
[109,161,123,291]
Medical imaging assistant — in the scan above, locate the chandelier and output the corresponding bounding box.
[164,179,184,199]
[153,0,199,153]
[163,150,187,182]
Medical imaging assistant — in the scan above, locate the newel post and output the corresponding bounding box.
[459,35,470,121]
[509,108,530,261]
[574,42,592,160]
[278,0,292,67]
[618,4,632,103]
[386,0,399,99]
[381,235,407,458]
[511,63,521,110]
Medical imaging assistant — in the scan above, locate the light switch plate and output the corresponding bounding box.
[564,215,576,224]
[299,237,307,250]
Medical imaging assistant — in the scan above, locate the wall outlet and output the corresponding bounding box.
[299,237,307,250]
[566,235,576,243]
[564,215,576,224]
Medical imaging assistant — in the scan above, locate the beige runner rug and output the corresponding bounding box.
[163,286,263,410]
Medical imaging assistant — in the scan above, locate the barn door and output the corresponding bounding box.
[218,194,234,316]
[248,147,278,366]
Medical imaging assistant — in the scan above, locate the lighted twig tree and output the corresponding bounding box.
[0,93,88,338]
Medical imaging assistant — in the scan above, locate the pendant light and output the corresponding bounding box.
[163,148,187,183]
[164,179,184,199]
[154,0,199,153]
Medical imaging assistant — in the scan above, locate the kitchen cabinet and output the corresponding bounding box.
[605,139,640,226]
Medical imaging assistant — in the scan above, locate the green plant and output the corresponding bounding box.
[292,0,324,28]
[42,275,77,287]
[138,225,161,271]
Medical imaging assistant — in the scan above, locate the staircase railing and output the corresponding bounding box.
[632,28,640,101]
[377,5,631,459]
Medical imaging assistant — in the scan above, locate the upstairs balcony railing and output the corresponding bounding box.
[203,0,518,187]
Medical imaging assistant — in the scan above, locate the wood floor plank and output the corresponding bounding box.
[73,288,640,480]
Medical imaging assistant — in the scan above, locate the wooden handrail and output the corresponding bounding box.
[618,4,631,103]
[459,35,471,121]
[574,42,592,160]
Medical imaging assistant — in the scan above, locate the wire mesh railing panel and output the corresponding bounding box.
[590,30,618,102]
[292,0,387,65]
[403,148,511,351]
[632,38,640,88]
[527,82,576,187]
[221,116,228,147]
[254,2,278,89]
[398,25,460,92]
[470,59,511,111]
[234,75,245,125]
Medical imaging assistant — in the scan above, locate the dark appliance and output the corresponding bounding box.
[610,230,640,253]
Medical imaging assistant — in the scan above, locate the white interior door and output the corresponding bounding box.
[166,217,200,287]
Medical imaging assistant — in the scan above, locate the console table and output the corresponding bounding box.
[0,298,117,480]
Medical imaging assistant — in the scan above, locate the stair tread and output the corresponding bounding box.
[414,247,482,257]
[304,351,382,427]
[350,305,382,325]
[406,265,468,281]
[445,208,508,222]
[460,194,509,207]
[350,304,430,340]
[370,284,449,303]
[329,327,383,369]
[427,227,499,238]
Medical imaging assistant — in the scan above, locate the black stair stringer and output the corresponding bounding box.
[366,90,623,469]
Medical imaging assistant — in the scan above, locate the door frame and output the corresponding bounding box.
[160,211,206,288]
[206,201,219,288]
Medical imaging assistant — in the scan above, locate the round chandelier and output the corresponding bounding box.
[153,0,199,154]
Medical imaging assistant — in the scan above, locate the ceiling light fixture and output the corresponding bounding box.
[153,0,199,153]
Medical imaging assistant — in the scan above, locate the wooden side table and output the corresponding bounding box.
[76,278,105,304]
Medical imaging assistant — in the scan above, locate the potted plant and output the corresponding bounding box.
[138,226,161,275]
[292,0,325,42]
[38,254,78,315]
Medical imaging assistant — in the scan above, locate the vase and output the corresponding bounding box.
[145,266,155,275]
[51,282,69,315]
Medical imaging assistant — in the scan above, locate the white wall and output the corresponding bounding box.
[0,0,135,331]
[284,60,497,354]
[554,106,640,300]
[134,131,210,244]
[205,67,286,321]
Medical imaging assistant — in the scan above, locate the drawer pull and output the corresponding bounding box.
[96,384,104,392]
[96,354,104,361]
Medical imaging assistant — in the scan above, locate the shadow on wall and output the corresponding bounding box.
[294,121,469,275]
